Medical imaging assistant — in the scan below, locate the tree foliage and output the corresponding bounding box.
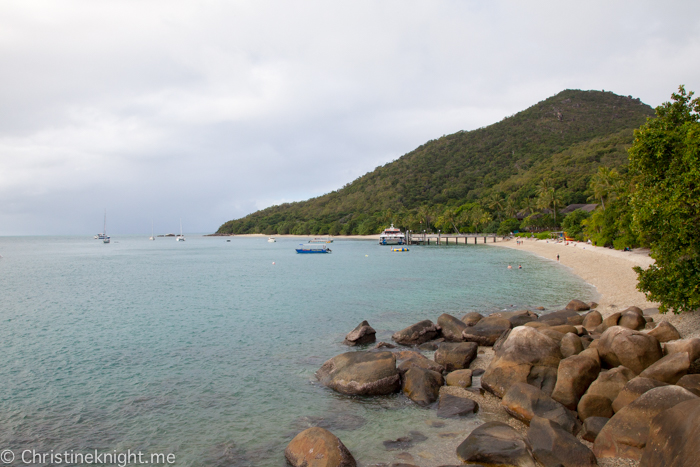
[217,90,653,235]
[629,86,700,314]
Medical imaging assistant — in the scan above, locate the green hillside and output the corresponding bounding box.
[217,89,654,235]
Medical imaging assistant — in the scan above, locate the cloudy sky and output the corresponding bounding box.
[1,1,699,235]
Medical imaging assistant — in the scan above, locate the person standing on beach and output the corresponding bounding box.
[557,254,560,262]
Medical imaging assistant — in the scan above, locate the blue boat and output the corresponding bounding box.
[296,244,332,254]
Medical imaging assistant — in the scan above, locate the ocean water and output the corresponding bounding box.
[0,236,596,466]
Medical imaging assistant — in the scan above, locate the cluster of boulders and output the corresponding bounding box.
[284,301,700,467]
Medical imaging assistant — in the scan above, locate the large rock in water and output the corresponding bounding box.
[461,311,483,326]
[437,313,467,341]
[343,320,376,346]
[597,326,663,374]
[481,326,562,398]
[462,316,511,346]
[527,416,597,467]
[285,427,356,467]
[434,342,478,371]
[566,299,590,311]
[456,421,536,467]
[437,390,478,418]
[551,354,601,410]
[638,351,690,384]
[501,382,580,434]
[640,398,700,467]
[593,385,699,460]
[611,376,668,413]
[402,366,443,406]
[392,320,440,345]
[316,351,400,395]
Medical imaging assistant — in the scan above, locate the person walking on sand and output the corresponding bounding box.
[557,254,560,262]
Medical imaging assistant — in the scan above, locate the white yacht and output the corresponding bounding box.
[268,237,276,243]
[176,219,185,241]
[378,224,405,245]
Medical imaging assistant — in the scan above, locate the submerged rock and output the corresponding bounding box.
[316,351,400,396]
[285,427,356,467]
[437,392,478,418]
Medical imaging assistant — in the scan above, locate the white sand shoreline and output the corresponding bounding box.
[488,237,658,313]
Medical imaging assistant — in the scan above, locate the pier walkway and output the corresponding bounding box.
[407,232,499,245]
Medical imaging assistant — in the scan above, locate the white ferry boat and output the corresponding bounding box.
[379,224,405,245]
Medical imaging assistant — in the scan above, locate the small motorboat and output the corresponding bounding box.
[296,244,331,254]
[268,237,276,243]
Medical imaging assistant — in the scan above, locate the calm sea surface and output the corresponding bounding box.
[0,236,595,466]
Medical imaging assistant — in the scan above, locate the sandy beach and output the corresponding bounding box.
[490,237,700,340]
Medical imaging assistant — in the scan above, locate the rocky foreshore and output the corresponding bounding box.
[285,301,700,467]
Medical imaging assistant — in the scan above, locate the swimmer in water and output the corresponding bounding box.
[518,264,522,269]
[507,264,512,269]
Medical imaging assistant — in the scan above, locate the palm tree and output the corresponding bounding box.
[520,197,537,217]
[487,193,506,221]
[470,207,492,233]
[505,196,518,218]
[438,206,461,233]
[537,187,563,226]
[417,205,435,232]
[589,166,619,210]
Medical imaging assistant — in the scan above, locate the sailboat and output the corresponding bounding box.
[95,209,108,239]
[103,210,110,244]
[149,220,155,241]
[176,219,185,241]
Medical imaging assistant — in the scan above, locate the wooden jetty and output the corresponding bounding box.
[406,232,499,245]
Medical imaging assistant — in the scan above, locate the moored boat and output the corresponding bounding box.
[268,237,276,243]
[379,224,405,245]
[295,244,331,254]
[309,236,333,243]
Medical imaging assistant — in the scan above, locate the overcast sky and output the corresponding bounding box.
[1,1,699,235]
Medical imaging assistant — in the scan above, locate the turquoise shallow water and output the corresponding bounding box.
[0,236,595,466]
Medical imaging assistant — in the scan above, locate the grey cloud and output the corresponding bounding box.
[0,1,699,235]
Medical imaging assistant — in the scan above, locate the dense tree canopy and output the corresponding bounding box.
[217,89,653,235]
[630,86,700,313]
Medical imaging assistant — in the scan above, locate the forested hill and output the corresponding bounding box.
[216,89,655,236]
